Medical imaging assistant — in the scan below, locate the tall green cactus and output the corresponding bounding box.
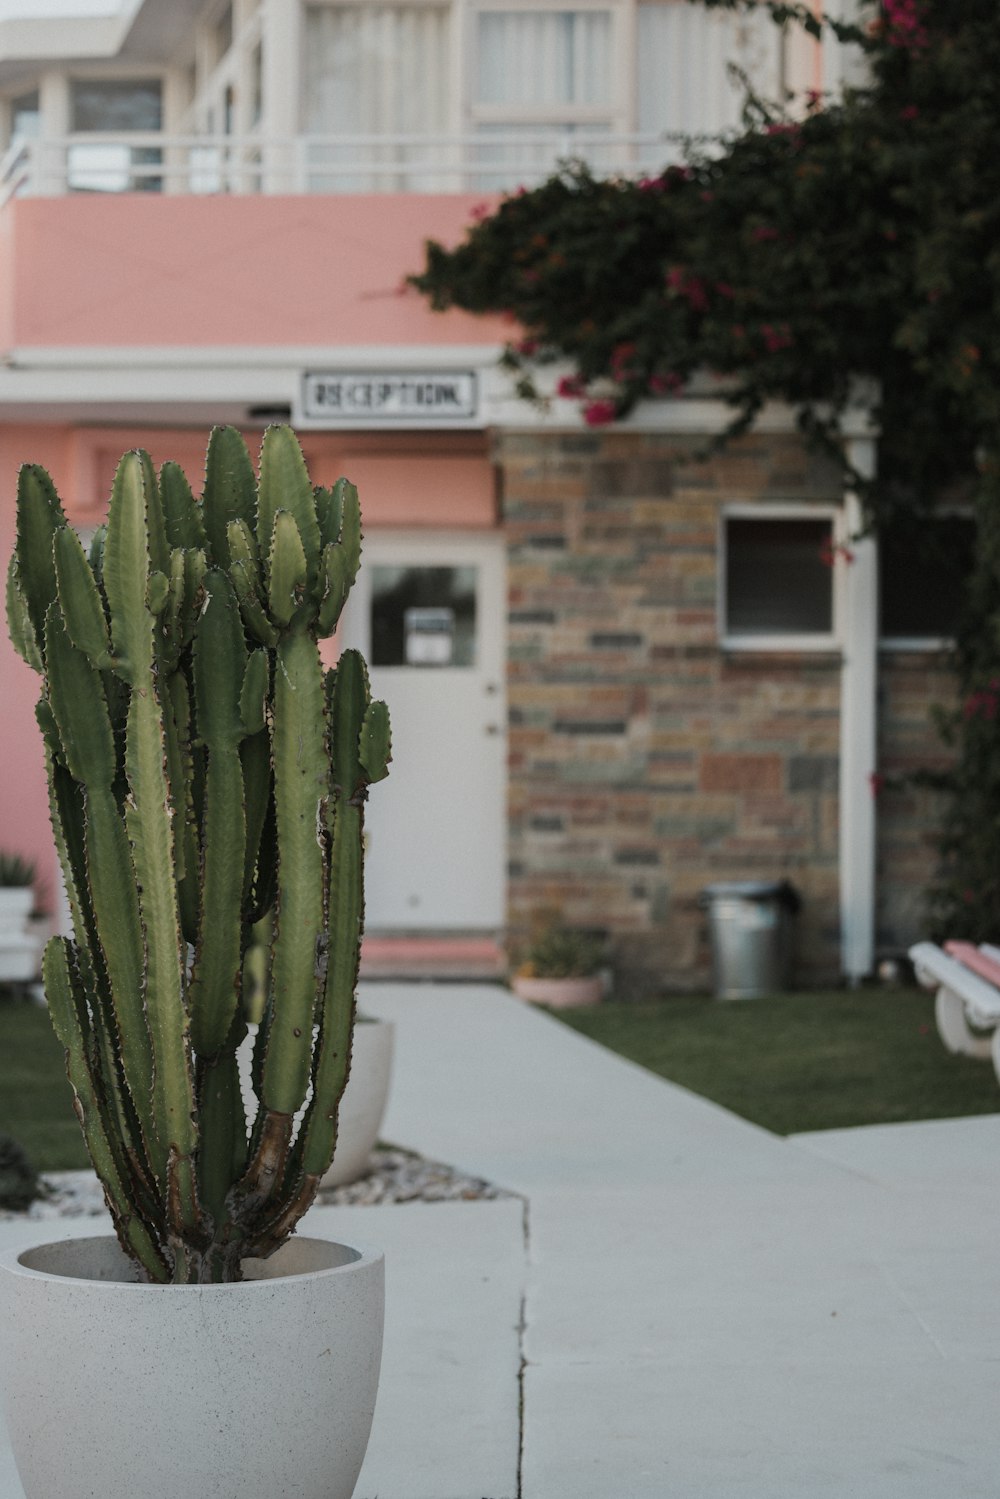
[6,426,390,1284]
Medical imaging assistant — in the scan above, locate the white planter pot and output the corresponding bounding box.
[0,1234,384,1499]
[0,940,39,982]
[0,888,33,934]
[237,1019,394,1190]
[511,974,604,1008]
[321,1019,395,1188]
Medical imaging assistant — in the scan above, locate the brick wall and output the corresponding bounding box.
[497,425,956,995]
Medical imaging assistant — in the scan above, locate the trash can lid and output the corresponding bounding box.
[702,880,789,900]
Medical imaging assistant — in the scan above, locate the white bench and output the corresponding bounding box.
[908,940,1000,1084]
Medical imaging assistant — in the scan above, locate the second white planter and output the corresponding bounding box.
[237,1018,395,1188]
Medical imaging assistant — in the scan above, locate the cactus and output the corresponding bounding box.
[6,426,390,1283]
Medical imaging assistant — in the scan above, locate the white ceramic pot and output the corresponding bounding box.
[511,974,604,1007]
[236,1019,394,1189]
[0,888,33,934]
[0,1234,384,1499]
[321,1018,395,1188]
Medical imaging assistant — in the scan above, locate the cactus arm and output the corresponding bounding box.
[201,426,256,570]
[196,1049,248,1240]
[316,545,350,636]
[360,698,392,783]
[44,938,171,1283]
[336,479,363,588]
[257,426,321,592]
[53,526,114,669]
[6,556,44,672]
[268,509,309,626]
[124,680,202,1243]
[102,453,156,685]
[13,463,65,649]
[160,461,206,552]
[313,485,342,548]
[256,628,328,1116]
[188,571,248,1060]
[297,651,371,1178]
[43,606,157,1141]
[231,557,280,647]
[163,671,199,946]
[241,729,272,912]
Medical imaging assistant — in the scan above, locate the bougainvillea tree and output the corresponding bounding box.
[411,0,1000,939]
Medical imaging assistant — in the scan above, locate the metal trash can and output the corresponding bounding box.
[700,880,800,1000]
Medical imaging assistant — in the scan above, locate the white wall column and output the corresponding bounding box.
[839,431,879,982]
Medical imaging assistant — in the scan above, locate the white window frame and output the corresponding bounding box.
[718,501,847,653]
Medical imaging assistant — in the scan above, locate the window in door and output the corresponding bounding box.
[370,564,478,668]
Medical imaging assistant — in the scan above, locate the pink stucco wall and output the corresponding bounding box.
[2,193,507,348]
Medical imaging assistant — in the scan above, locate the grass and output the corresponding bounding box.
[0,995,90,1172]
[1,985,998,1171]
[551,986,1000,1135]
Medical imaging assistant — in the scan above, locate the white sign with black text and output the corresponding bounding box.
[300,370,479,426]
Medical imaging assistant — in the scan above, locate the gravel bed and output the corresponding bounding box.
[3,1147,513,1220]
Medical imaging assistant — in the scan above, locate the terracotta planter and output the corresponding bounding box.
[0,1234,384,1499]
[511,974,604,1007]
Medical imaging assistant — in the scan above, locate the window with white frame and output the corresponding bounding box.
[68,78,163,193]
[720,507,841,648]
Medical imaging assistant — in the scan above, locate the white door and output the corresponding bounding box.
[344,531,507,931]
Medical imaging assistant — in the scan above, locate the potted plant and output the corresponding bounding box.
[510,910,606,1007]
[0,852,39,983]
[0,426,391,1499]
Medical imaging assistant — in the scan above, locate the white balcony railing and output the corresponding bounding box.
[0,129,727,204]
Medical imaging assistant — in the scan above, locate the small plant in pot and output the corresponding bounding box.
[511,909,606,1007]
[1,426,390,1499]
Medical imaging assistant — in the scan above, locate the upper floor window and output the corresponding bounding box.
[303,3,451,189]
[68,78,163,192]
[10,90,40,145]
[471,5,616,185]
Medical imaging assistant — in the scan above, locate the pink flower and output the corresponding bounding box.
[649,372,683,395]
[869,772,885,798]
[470,202,491,222]
[715,282,736,299]
[751,226,780,243]
[582,399,618,427]
[761,323,793,354]
[900,105,919,121]
[515,337,539,357]
[556,374,585,399]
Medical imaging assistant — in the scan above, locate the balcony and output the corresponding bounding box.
[0,127,722,202]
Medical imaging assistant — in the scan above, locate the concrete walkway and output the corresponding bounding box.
[2,981,999,1496]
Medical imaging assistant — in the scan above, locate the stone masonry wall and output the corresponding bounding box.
[498,427,849,995]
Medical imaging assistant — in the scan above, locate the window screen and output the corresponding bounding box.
[724,516,834,637]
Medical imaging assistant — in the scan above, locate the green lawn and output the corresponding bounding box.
[2,986,999,1172]
[551,987,1000,1135]
[0,996,90,1172]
